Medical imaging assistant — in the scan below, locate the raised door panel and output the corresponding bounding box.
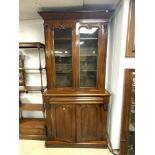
[47,104,75,142]
[76,104,107,142]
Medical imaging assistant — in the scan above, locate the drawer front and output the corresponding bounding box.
[44,96,109,104]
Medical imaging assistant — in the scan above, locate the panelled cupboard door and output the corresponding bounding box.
[44,21,77,89]
[46,104,75,142]
[76,104,107,142]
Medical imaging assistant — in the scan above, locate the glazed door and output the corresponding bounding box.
[77,23,107,89]
[76,104,107,142]
[44,21,76,89]
[54,27,73,88]
[46,104,75,142]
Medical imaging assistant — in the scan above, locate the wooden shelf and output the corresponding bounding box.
[19,67,46,71]
[19,86,46,92]
[80,38,98,40]
[56,71,72,74]
[56,64,71,66]
[80,55,97,57]
[19,42,45,48]
[19,118,46,140]
[55,55,71,57]
[19,118,45,128]
[19,134,46,140]
[20,104,44,111]
[55,38,71,40]
[80,70,96,72]
[19,87,28,93]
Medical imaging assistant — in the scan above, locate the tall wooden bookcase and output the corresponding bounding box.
[39,11,113,148]
[19,42,47,140]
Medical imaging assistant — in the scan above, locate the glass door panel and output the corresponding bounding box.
[54,28,72,87]
[128,72,135,155]
[79,27,98,87]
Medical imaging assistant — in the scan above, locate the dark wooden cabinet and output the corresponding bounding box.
[44,91,110,148]
[39,11,112,148]
[46,103,108,144]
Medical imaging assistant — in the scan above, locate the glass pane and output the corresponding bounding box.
[128,72,135,155]
[79,27,98,87]
[54,28,72,87]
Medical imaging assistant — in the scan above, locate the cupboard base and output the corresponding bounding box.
[45,140,108,148]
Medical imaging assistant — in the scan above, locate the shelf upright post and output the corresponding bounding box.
[38,44,45,118]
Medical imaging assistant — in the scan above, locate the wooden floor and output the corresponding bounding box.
[19,140,113,155]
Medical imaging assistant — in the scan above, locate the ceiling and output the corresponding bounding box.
[20,0,120,20]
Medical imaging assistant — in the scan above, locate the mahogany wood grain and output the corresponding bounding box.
[97,24,108,89]
[44,23,56,89]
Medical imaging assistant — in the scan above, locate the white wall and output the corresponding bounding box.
[19,19,44,43]
[106,0,135,149]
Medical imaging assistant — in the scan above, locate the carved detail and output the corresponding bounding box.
[45,103,51,110]
[79,25,100,31]
[54,24,67,29]
[44,23,48,32]
[43,96,49,103]
[59,24,65,29]
[103,97,109,103]
[102,104,108,111]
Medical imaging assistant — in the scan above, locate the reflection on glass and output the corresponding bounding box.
[79,27,98,87]
[128,72,135,155]
[54,28,72,87]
